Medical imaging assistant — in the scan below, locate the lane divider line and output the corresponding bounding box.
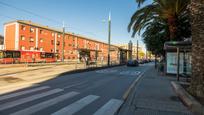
[122,72,145,100]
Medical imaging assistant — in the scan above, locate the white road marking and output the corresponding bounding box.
[96,69,141,76]
[52,95,99,115]
[119,71,141,76]
[0,88,63,111]
[0,84,40,95]
[63,81,88,89]
[0,86,50,101]
[95,69,118,74]
[93,99,124,115]
[11,91,80,115]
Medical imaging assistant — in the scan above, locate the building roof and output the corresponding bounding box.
[4,20,120,48]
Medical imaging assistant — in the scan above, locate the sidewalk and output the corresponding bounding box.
[118,66,193,115]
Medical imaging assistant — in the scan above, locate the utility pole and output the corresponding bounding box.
[108,12,111,66]
[62,21,65,62]
[136,40,139,60]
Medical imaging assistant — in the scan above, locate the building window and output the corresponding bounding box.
[40,47,43,51]
[21,46,25,50]
[30,27,35,33]
[30,47,34,50]
[56,49,59,53]
[57,41,60,45]
[58,34,61,38]
[40,30,43,34]
[40,38,44,43]
[30,37,34,42]
[21,25,26,30]
[21,36,25,40]
[51,49,53,52]
[51,40,54,45]
[52,33,55,37]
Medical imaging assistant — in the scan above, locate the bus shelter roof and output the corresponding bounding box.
[164,41,191,51]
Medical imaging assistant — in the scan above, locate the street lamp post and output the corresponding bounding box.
[136,40,139,60]
[62,22,65,62]
[108,12,111,66]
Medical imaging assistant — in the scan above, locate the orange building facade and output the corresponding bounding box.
[4,20,122,63]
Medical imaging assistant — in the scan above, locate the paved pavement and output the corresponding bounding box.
[118,65,193,115]
[0,64,151,115]
[0,64,86,88]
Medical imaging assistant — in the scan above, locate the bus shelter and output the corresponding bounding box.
[164,41,192,81]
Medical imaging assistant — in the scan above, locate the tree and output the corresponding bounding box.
[132,0,204,98]
[189,0,204,98]
[142,21,167,56]
[128,0,190,40]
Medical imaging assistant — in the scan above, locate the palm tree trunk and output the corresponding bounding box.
[168,17,177,40]
[189,0,204,98]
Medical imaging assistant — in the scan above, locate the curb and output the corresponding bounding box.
[0,64,124,95]
[116,71,145,115]
[122,72,144,100]
[171,81,204,115]
[58,64,124,76]
[0,64,25,69]
[0,66,54,76]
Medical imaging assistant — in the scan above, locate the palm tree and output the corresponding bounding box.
[188,0,204,98]
[131,0,204,98]
[128,0,190,40]
[142,20,168,56]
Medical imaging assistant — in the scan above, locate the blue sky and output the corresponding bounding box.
[0,0,151,49]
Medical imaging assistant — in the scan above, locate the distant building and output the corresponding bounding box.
[3,20,127,62]
[117,44,145,60]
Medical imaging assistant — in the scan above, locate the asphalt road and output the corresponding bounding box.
[0,63,152,115]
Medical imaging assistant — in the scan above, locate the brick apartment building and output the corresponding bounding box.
[4,20,125,62]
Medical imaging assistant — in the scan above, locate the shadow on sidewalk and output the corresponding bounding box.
[118,66,193,115]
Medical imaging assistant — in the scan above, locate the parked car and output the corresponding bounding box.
[138,60,144,64]
[127,60,139,67]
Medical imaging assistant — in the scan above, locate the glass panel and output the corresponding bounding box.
[40,52,46,58]
[13,51,21,58]
[45,53,54,58]
[185,52,192,75]
[0,51,3,59]
[4,51,13,58]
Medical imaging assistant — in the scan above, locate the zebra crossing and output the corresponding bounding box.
[0,85,124,115]
[96,69,141,76]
